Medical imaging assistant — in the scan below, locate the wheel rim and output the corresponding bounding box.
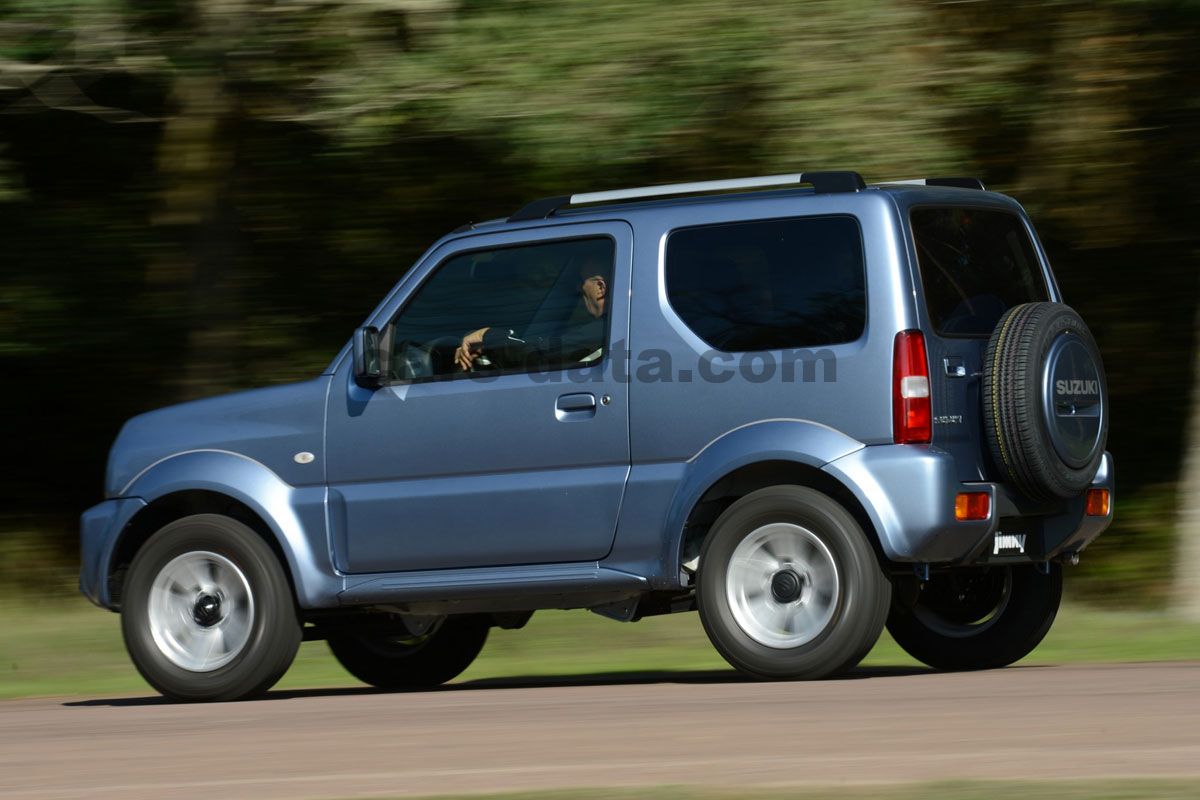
[912,568,1013,639]
[725,522,840,649]
[147,551,255,672]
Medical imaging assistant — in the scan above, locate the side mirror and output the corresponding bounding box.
[352,326,382,388]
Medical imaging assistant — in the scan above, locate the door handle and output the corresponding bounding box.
[555,392,596,420]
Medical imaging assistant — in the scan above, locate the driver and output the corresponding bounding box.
[454,258,609,372]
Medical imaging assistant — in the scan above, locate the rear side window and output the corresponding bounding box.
[665,216,866,351]
[911,207,1049,337]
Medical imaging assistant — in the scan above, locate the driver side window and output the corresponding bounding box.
[385,236,615,382]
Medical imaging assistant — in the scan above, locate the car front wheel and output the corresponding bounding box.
[121,514,302,702]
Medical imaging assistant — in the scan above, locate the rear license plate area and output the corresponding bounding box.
[983,518,1045,563]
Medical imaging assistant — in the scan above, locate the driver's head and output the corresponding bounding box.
[578,256,608,319]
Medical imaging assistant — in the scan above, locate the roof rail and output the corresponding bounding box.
[877,177,986,190]
[508,171,866,222]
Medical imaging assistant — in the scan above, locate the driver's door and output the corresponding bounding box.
[325,222,632,574]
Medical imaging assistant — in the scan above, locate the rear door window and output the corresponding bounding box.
[911,207,1049,337]
[665,216,866,352]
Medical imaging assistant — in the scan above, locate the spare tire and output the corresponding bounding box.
[982,302,1108,501]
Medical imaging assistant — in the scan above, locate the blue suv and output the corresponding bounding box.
[80,172,1114,701]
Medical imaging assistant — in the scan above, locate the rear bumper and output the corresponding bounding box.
[982,451,1115,564]
[822,445,1114,566]
[79,497,146,609]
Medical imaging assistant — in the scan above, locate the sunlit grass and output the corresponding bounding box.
[1,597,1197,700]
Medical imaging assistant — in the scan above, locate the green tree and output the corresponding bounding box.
[1176,312,1200,620]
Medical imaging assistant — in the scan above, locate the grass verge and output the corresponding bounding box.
[2,598,1198,700]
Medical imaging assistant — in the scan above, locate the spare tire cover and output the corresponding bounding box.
[982,302,1108,501]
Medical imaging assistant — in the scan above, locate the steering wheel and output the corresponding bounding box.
[418,335,498,375]
[393,340,434,380]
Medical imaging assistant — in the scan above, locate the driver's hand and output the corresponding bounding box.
[454,327,489,371]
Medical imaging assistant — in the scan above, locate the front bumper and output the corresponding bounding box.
[822,445,1114,565]
[79,497,146,609]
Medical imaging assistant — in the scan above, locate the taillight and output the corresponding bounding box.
[893,330,931,444]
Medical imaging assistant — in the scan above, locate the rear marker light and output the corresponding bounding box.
[1086,488,1110,517]
[893,330,932,444]
[955,492,991,521]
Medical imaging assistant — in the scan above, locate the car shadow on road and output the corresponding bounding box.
[61,664,944,707]
[452,663,935,691]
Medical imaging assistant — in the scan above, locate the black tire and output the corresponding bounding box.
[328,615,489,689]
[886,563,1062,671]
[696,486,890,680]
[983,302,1108,501]
[121,514,301,702]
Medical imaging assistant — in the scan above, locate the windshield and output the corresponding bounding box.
[911,207,1049,336]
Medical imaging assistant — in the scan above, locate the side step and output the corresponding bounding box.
[338,563,648,614]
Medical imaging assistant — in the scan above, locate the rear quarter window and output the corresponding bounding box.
[665,215,866,352]
[911,207,1049,337]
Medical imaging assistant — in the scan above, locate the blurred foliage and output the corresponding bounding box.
[1067,485,1180,608]
[0,0,1198,602]
[0,529,78,597]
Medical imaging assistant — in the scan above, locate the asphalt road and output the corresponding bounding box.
[2,662,1198,799]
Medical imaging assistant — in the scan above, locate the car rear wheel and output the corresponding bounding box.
[121,514,301,702]
[886,563,1062,671]
[327,615,489,689]
[697,485,890,680]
